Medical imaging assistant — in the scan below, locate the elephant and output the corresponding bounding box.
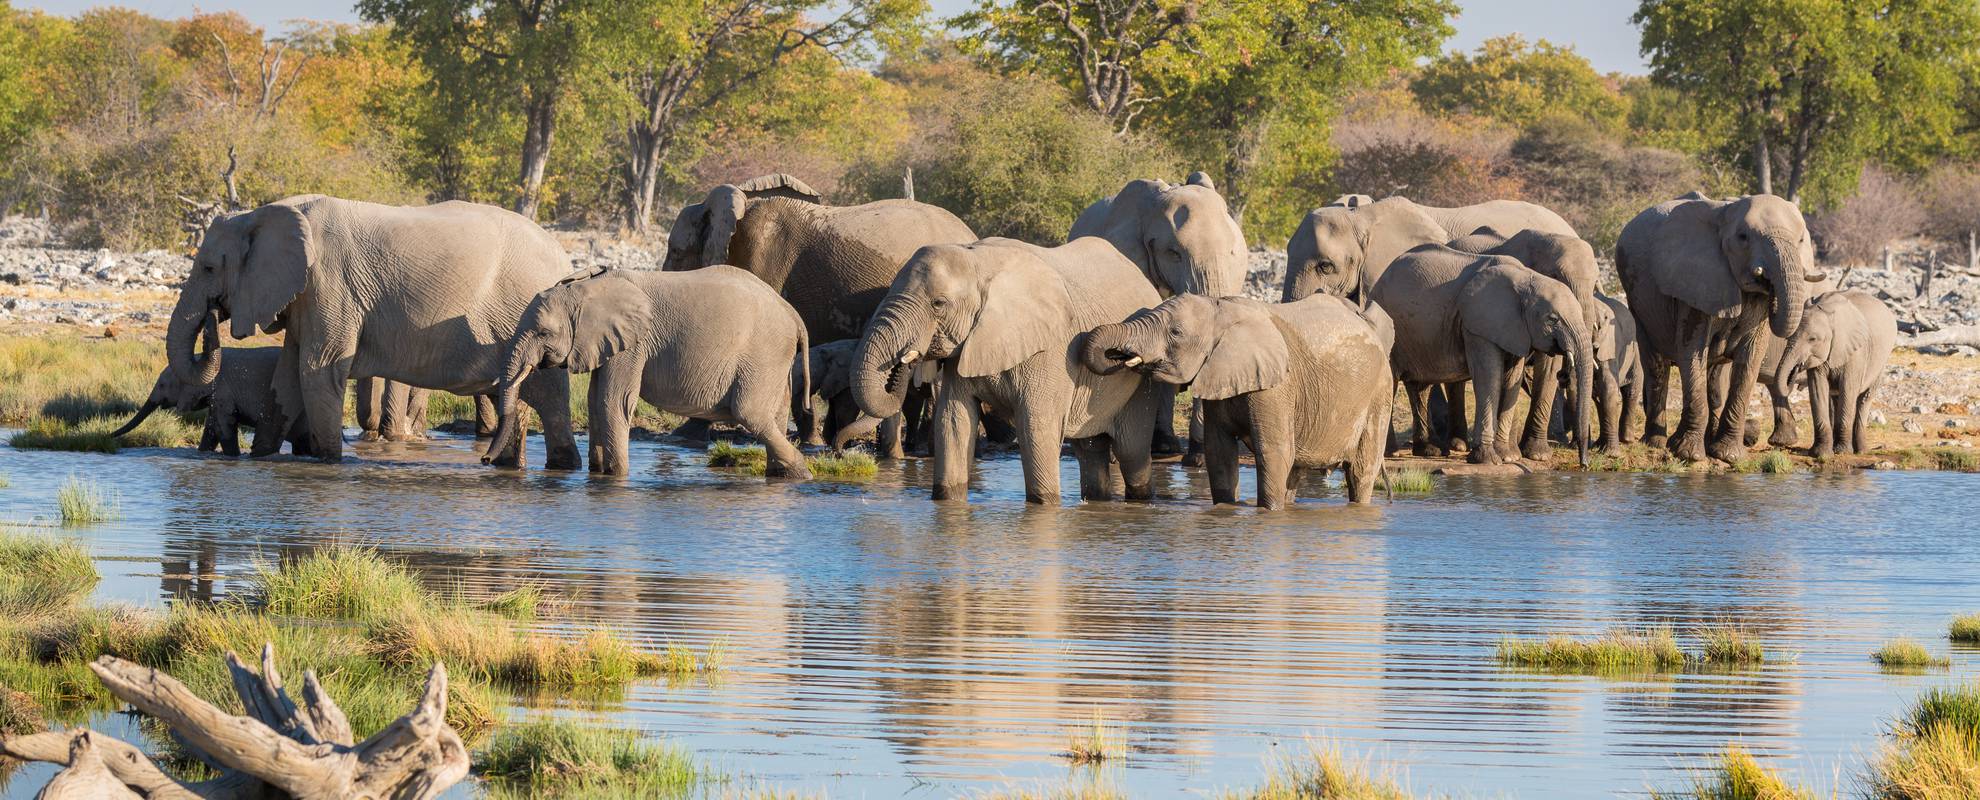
[1773,289,1897,457]
[1081,293,1393,508]
[484,265,812,479]
[1447,228,1604,460]
[1372,245,1594,466]
[356,378,430,442]
[665,174,974,456]
[851,237,1163,504]
[801,338,922,452]
[112,331,309,457]
[1558,294,1644,456]
[170,196,579,466]
[1284,197,1576,306]
[1615,193,1825,463]
[1070,173,1248,455]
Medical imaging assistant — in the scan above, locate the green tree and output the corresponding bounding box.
[1636,0,1980,204]
[956,0,1200,132]
[1411,35,1625,131]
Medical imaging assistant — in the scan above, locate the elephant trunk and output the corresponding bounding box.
[1775,334,1809,398]
[480,336,539,464]
[1080,314,1156,376]
[167,295,223,387]
[852,296,926,419]
[109,401,159,439]
[1565,324,1594,467]
[830,414,886,451]
[1281,263,1319,303]
[1761,238,1807,339]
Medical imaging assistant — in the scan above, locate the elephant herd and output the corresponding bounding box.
[113,173,1895,508]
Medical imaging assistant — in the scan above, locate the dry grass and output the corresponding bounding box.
[0,684,44,735]
[1219,740,1415,800]
[1696,623,1767,666]
[0,335,160,425]
[1650,744,1820,800]
[1868,682,1980,799]
[1496,626,1688,672]
[1061,711,1124,765]
[1875,640,1952,670]
[478,585,551,621]
[0,529,98,619]
[1950,614,1980,643]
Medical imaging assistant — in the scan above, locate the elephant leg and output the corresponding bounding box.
[1807,369,1834,458]
[1623,361,1645,444]
[585,361,639,476]
[248,407,284,457]
[903,388,931,456]
[1442,381,1469,453]
[796,394,824,447]
[406,388,431,440]
[1464,338,1509,465]
[1150,383,1182,456]
[1346,406,1386,504]
[1668,317,1712,462]
[878,414,905,459]
[981,408,1018,445]
[1013,401,1067,505]
[1495,357,1527,463]
[1109,382,1156,501]
[1405,382,1442,458]
[300,364,351,462]
[1707,360,1732,443]
[218,416,240,457]
[1250,416,1294,511]
[1835,378,1861,456]
[520,368,581,470]
[1204,423,1242,506]
[1852,384,1875,454]
[380,382,415,441]
[753,418,811,481]
[1520,355,1561,460]
[197,414,220,453]
[356,376,384,441]
[1071,436,1114,501]
[1598,364,1625,457]
[475,394,499,438]
[1642,353,1671,447]
[1181,399,1206,468]
[929,379,980,501]
[1766,382,1798,449]
[1708,336,1761,463]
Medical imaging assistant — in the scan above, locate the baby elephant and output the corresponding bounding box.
[1561,294,1644,456]
[112,346,308,457]
[483,265,811,478]
[1084,294,1393,508]
[1774,289,1896,457]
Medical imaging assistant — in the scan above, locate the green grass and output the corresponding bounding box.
[1950,614,1980,643]
[707,441,768,475]
[1496,626,1688,672]
[56,475,117,523]
[807,450,878,479]
[476,720,702,800]
[1696,623,1767,666]
[0,530,98,619]
[246,547,431,621]
[1875,639,1952,669]
[0,336,162,426]
[1387,469,1434,494]
[1933,449,1980,472]
[1649,744,1819,800]
[1869,682,1980,799]
[1730,450,1795,474]
[1062,711,1124,765]
[478,585,550,621]
[9,412,203,453]
[1218,740,1414,800]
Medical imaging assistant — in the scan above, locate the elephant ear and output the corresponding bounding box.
[1194,301,1290,400]
[1185,171,1215,190]
[229,203,315,339]
[1458,260,1535,356]
[1650,200,1742,316]
[563,273,655,373]
[957,252,1070,378]
[734,173,820,203]
[665,204,707,268]
[700,185,747,266]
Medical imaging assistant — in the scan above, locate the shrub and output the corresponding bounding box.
[1810,167,1926,267]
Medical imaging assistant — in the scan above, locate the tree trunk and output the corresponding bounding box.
[1221,117,1268,233]
[515,91,559,220]
[1753,133,1773,196]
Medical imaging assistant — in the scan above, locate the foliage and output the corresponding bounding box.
[1412,35,1626,132]
[1507,115,1703,256]
[1921,162,1980,245]
[1810,167,1927,266]
[1328,86,1523,209]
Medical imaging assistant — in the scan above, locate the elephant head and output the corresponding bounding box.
[852,243,1069,418]
[1080,294,1287,400]
[482,269,650,461]
[1465,262,1596,466]
[663,174,820,270]
[1140,174,1246,297]
[167,199,318,388]
[112,322,223,438]
[1774,292,1861,397]
[1283,198,1446,306]
[1487,230,1604,339]
[1327,194,1374,209]
[1655,194,1822,339]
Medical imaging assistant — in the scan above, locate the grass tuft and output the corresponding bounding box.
[478,585,550,621]
[1869,682,1980,799]
[0,530,98,619]
[1696,623,1767,666]
[1649,744,1817,800]
[1496,626,1688,672]
[476,720,701,799]
[1934,449,1980,472]
[56,475,117,523]
[1062,711,1124,765]
[0,685,45,735]
[808,450,878,480]
[1730,451,1795,474]
[9,413,202,453]
[1219,740,1413,800]
[1388,469,1434,494]
[706,441,768,476]
[1950,614,1980,644]
[247,547,431,621]
[1875,639,1952,670]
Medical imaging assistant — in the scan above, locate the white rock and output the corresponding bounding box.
[1948,418,1970,429]
[1903,419,1925,433]
[1867,409,1888,426]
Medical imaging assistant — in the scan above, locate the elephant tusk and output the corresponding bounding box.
[1122,356,1143,368]
[899,349,921,365]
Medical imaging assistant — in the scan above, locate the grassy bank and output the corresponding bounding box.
[707,442,880,480]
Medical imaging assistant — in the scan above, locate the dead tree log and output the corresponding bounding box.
[1903,326,1980,350]
[0,644,468,799]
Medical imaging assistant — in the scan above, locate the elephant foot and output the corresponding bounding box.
[1768,430,1797,449]
[1707,433,1746,465]
[1124,483,1153,502]
[357,431,382,442]
[1600,441,1625,458]
[1742,427,1760,448]
[1669,434,1707,463]
[1469,446,1502,466]
[1521,438,1553,462]
[1180,451,1206,468]
[1412,441,1449,458]
[932,483,968,501]
[544,450,582,471]
[1444,436,1469,454]
[1644,433,1668,449]
[1497,440,1523,463]
[1152,431,1184,456]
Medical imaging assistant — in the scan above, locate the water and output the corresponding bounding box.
[2,431,1976,797]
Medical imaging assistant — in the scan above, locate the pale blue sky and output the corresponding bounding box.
[19,0,1650,74]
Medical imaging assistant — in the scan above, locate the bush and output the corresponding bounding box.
[1507,115,1704,256]
[1811,166,1927,267]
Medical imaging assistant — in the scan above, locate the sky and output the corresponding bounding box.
[19,0,1651,74]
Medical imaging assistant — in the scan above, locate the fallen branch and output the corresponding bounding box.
[0,643,467,799]
[1902,325,1980,350]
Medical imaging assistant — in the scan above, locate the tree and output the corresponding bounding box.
[1922,161,1980,269]
[613,0,924,233]
[1809,166,1924,266]
[956,0,1200,132]
[1636,0,1980,204]
[358,0,635,219]
[1411,35,1626,131]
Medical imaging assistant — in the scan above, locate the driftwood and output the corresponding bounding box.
[1,644,467,800]
[1903,326,1980,350]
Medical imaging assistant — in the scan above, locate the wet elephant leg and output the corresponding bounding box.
[1204,423,1242,505]
[1464,338,1509,465]
[1150,383,1182,456]
[1070,436,1114,501]
[1109,382,1156,501]
[929,379,980,501]
[475,394,499,437]
[301,363,351,462]
[1013,401,1067,505]
[878,414,905,459]
[1250,415,1294,511]
[585,360,640,476]
[1520,355,1561,460]
[356,376,384,441]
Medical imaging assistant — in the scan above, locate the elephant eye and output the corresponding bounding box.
[931,297,947,308]
[1737,232,1749,241]
[1169,326,1184,337]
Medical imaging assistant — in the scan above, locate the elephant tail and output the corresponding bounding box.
[792,320,811,419]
